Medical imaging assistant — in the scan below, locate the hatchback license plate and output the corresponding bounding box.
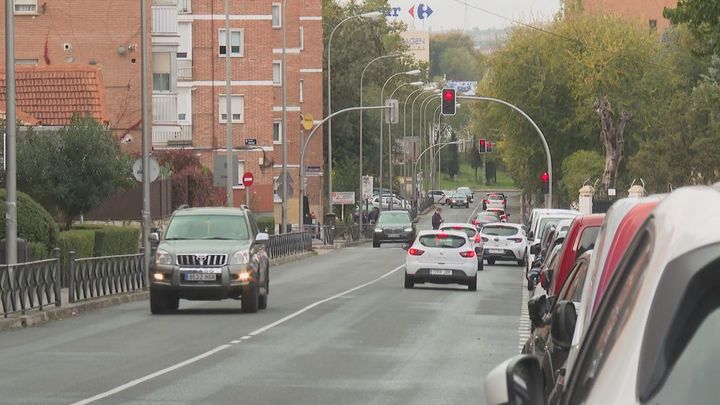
[430,269,452,276]
[489,249,504,254]
[185,273,216,281]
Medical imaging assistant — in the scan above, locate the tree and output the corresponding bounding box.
[441,132,459,179]
[468,142,483,182]
[594,97,633,190]
[16,115,132,229]
[155,149,225,209]
[560,150,605,203]
[430,32,486,80]
[664,0,720,56]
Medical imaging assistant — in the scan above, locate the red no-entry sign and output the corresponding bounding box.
[242,171,254,187]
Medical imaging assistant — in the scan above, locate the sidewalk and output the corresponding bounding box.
[0,250,317,333]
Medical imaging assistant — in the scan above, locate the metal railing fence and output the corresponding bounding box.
[1,249,61,317]
[267,232,313,259]
[69,253,145,303]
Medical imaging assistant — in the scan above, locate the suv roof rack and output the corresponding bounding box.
[177,204,190,210]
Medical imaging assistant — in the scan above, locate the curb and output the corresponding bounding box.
[0,251,318,333]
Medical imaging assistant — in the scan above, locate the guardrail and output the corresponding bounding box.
[68,252,145,303]
[267,232,313,259]
[1,249,61,317]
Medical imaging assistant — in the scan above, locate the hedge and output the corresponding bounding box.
[73,224,140,256]
[58,229,96,266]
[27,241,49,261]
[0,189,59,251]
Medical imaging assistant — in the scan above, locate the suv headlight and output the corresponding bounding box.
[404,227,413,232]
[230,250,250,265]
[374,228,383,233]
[155,249,173,265]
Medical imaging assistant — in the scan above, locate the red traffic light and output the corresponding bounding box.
[541,172,550,182]
[479,139,486,146]
[441,88,456,115]
[443,89,454,101]
[478,138,487,153]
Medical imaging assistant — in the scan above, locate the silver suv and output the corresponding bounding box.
[149,207,270,314]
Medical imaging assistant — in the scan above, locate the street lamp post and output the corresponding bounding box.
[378,69,421,209]
[387,81,423,209]
[411,91,438,204]
[431,105,441,190]
[359,53,400,207]
[421,95,440,195]
[327,11,382,214]
[412,141,461,211]
[402,87,429,198]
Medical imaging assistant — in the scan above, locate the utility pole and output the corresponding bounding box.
[5,0,17,267]
[224,0,234,207]
[281,0,288,232]
[140,0,151,275]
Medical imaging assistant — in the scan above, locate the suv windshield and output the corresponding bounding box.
[377,212,410,225]
[165,214,250,240]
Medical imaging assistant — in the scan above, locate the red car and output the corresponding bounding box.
[546,214,605,297]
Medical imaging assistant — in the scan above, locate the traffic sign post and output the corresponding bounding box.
[242,171,254,205]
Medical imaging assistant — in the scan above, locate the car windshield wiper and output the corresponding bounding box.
[164,237,190,240]
[201,237,238,240]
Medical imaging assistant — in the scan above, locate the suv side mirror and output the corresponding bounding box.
[484,355,545,405]
[550,301,578,350]
[149,232,160,242]
[256,232,270,243]
[530,243,541,255]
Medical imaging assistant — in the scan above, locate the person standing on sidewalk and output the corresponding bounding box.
[432,208,443,230]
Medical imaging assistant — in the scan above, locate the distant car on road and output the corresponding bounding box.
[149,206,270,314]
[404,230,478,291]
[472,211,501,229]
[480,223,527,266]
[486,207,509,222]
[440,222,485,270]
[373,210,417,248]
[482,193,506,210]
[427,190,448,205]
[457,186,474,203]
[448,193,470,208]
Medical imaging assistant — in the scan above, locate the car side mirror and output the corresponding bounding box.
[530,243,541,255]
[256,232,270,243]
[149,232,160,242]
[527,231,534,240]
[527,295,549,329]
[550,301,578,350]
[401,243,410,251]
[540,270,552,290]
[412,218,419,223]
[484,355,545,405]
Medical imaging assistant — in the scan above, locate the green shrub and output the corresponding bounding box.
[73,224,140,256]
[58,229,96,266]
[0,189,59,251]
[257,218,275,235]
[27,241,49,261]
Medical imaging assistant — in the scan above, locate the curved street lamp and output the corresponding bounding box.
[327,11,383,213]
[402,86,432,197]
[358,53,401,205]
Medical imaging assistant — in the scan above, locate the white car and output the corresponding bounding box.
[439,222,485,271]
[482,193,506,210]
[526,212,579,273]
[427,190,448,205]
[371,195,409,210]
[480,223,527,266]
[404,230,478,291]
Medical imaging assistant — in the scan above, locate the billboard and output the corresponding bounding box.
[446,81,478,96]
[400,31,430,63]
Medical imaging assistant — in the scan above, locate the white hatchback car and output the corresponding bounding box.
[404,230,478,291]
[439,222,485,271]
[480,223,527,266]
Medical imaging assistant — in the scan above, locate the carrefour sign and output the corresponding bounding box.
[387,3,434,20]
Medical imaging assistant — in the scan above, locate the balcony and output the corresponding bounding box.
[152,93,178,123]
[177,59,192,81]
[153,124,192,146]
[177,0,191,13]
[152,5,178,35]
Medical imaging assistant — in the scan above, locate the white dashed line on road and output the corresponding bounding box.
[518,273,531,352]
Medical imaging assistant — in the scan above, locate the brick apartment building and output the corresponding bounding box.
[1,0,325,225]
[581,0,678,31]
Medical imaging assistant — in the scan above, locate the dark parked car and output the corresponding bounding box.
[448,193,469,208]
[373,210,417,248]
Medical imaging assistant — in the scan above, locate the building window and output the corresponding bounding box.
[649,19,657,31]
[15,59,38,65]
[237,160,245,188]
[299,27,305,50]
[299,79,304,103]
[219,95,244,123]
[273,61,282,85]
[178,88,191,122]
[152,52,172,92]
[14,0,37,14]
[272,3,282,28]
[219,29,244,57]
[273,121,282,144]
[177,0,191,14]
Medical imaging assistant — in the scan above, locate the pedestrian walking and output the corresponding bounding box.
[432,207,443,230]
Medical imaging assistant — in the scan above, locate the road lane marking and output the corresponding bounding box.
[230,340,242,344]
[70,344,232,405]
[70,264,405,404]
[248,264,404,337]
[518,273,531,352]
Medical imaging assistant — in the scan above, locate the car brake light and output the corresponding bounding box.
[471,220,478,225]
[474,234,481,243]
[452,226,462,229]
[460,251,475,258]
[509,238,523,243]
[408,247,425,256]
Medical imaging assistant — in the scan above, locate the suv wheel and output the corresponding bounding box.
[477,260,484,271]
[373,240,380,248]
[242,283,259,313]
[487,258,496,265]
[150,289,177,314]
[258,274,269,310]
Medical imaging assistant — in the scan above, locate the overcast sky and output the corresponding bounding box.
[360,0,562,31]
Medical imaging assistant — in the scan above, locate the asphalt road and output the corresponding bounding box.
[0,191,524,405]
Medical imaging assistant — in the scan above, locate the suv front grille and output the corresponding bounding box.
[177,254,227,267]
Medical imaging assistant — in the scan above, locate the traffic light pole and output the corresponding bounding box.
[458,95,553,207]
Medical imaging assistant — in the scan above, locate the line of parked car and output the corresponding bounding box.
[485,184,720,404]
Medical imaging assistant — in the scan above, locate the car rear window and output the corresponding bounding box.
[419,234,467,248]
[477,214,500,222]
[440,226,476,237]
[489,195,503,200]
[482,226,519,237]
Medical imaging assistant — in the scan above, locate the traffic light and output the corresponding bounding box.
[478,138,487,153]
[441,88,456,116]
[541,171,550,194]
[486,140,493,152]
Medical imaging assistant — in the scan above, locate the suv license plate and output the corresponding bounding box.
[430,269,452,276]
[388,233,400,238]
[185,273,217,281]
